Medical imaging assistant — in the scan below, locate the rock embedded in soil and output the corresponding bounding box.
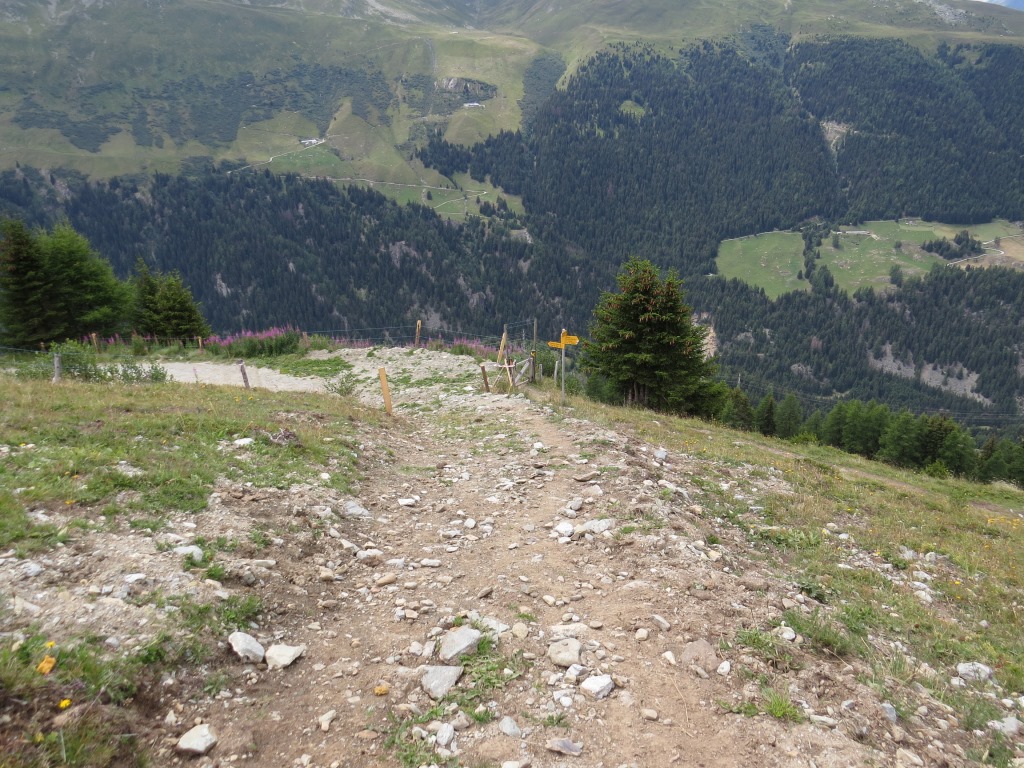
[546,738,583,756]
[318,710,337,732]
[547,638,583,668]
[498,716,522,738]
[956,661,993,682]
[580,674,615,700]
[176,724,218,756]
[265,643,306,670]
[228,631,265,663]
[439,626,482,662]
[436,722,456,748]
[422,665,464,699]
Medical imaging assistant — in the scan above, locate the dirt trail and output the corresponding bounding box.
[3,350,980,768]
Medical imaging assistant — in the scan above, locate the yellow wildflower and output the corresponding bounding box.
[59,699,72,710]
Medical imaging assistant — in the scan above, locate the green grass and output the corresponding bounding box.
[762,688,804,722]
[717,219,1023,298]
[0,374,369,554]
[0,632,149,767]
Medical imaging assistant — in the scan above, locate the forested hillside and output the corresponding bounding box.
[3,37,1024,425]
[428,38,1024,280]
[52,171,552,334]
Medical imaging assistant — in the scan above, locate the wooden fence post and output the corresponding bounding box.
[238,360,251,390]
[480,364,491,393]
[379,367,393,415]
[52,353,62,383]
[415,320,422,347]
[496,330,507,364]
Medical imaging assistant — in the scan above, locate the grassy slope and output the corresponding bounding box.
[3,0,1024,204]
[717,219,1024,298]
[2,356,1024,762]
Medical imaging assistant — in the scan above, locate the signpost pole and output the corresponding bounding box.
[561,343,566,404]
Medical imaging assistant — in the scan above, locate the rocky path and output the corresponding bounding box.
[4,350,987,768]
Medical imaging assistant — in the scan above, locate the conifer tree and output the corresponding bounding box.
[754,392,776,436]
[0,219,54,346]
[775,393,803,439]
[582,258,720,416]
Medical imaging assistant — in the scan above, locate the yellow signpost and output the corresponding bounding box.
[549,329,579,403]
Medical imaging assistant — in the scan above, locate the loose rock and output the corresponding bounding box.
[228,631,265,663]
[176,724,218,756]
[265,644,306,670]
[547,638,583,668]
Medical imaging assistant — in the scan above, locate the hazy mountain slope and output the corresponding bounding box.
[2,0,1024,180]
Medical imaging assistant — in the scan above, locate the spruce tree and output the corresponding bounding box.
[775,393,803,439]
[0,219,55,346]
[754,392,776,436]
[582,258,720,416]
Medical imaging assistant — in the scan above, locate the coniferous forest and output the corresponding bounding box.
[1,36,1023,429]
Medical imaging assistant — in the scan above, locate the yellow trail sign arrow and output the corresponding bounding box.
[561,333,579,345]
[547,341,564,349]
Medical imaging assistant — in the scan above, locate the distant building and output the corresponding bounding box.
[300,138,320,146]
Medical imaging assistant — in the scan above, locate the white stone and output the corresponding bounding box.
[173,545,205,560]
[580,518,614,534]
[439,626,482,662]
[421,666,464,699]
[554,521,575,537]
[717,660,731,676]
[436,722,455,747]
[580,674,614,700]
[228,631,265,663]
[651,614,671,631]
[956,662,993,682]
[318,710,337,732]
[265,643,306,670]
[988,716,1022,736]
[176,724,218,755]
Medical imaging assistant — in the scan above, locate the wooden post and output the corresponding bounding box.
[538,363,543,380]
[496,329,507,364]
[197,336,204,351]
[561,342,567,404]
[531,319,538,382]
[90,332,99,351]
[378,367,393,415]
[415,320,422,347]
[52,353,62,383]
[480,364,491,393]
[238,360,251,390]
[505,358,516,393]
[553,360,559,387]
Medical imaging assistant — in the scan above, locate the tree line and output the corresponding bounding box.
[0,219,208,348]
[718,387,1024,486]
